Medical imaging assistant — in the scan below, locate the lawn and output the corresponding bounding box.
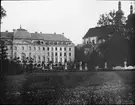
[2,71,135,104]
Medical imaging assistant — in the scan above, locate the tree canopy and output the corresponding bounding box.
[1,6,6,24]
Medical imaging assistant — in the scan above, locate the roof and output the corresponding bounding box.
[0,32,14,39]
[83,25,114,39]
[31,33,70,41]
[1,28,71,42]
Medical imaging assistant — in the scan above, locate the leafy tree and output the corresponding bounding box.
[1,6,6,24]
[97,10,116,27]
[96,9,129,67]
[0,40,8,60]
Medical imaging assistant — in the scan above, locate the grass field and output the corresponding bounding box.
[2,71,135,104]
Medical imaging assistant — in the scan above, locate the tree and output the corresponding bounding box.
[96,9,129,67]
[0,40,8,60]
[97,10,116,27]
[1,6,6,24]
[125,13,135,66]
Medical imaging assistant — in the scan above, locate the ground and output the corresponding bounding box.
[1,71,135,104]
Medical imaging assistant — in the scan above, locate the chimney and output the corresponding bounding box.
[40,32,42,34]
[35,31,38,33]
[5,30,8,32]
[13,29,16,32]
[62,33,64,35]
[54,32,56,34]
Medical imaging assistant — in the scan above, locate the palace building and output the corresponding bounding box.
[0,26,75,65]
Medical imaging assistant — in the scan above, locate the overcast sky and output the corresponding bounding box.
[1,0,133,45]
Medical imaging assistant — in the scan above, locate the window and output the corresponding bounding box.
[52,47,53,51]
[60,53,62,56]
[43,47,45,51]
[48,52,49,56]
[55,47,57,51]
[52,52,54,57]
[69,48,71,51]
[55,58,58,63]
[60,47,62,51]
[29,53,31,58]
[33,55,36,62]
[64,58,67,62]
[48,58,50,62]
[64,53,66,56]
[38,56,41,62]
[64,48,66,51]
[14,46,17,50]
[38,47,40,50]
[10,46,12,50]
[34,47,36,50]
[69,58,72,62]
[43,56,45,62]
[55,52,57,56]
[14,52,17,58]
[22,46,24,50]
[29,46,31,51]
[60,58,62,62]
[69,53,71,56]
[47,47,49,51]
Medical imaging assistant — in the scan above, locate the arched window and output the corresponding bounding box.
[43,56,45,62]
[69,48,71,51]
[33,55,36,63]
[38,56,41,62]
[21,53,26,61]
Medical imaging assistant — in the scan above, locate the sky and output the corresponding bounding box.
[1,0,133,45]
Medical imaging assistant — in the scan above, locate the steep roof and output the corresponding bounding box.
[1,28,71,42]
[31,33,70,41]
[83,25,114,39]
[0,32,14,38]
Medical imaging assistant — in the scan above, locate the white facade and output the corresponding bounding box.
[83,36,97,44]
[1,28,75,65]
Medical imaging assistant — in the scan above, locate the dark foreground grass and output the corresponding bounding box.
[2,71,135,104]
